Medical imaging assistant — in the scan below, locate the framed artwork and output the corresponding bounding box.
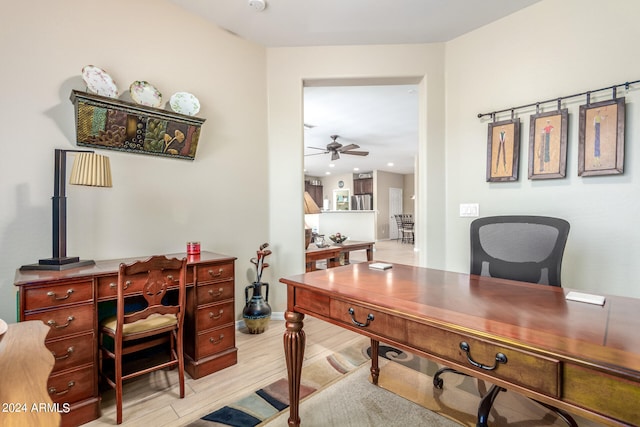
[528,109,568,179]
[486,118,520,182]
[578,98,625,176]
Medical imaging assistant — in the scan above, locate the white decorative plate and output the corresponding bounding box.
[130,81,163,108]
[0,318,7,339]
[81,65,119,98]
[169,92,200,116]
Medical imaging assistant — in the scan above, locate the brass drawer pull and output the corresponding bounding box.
[209,334,224,344]
[47,316,75,329]
[208,288,224,298]
[109,281,130,290]
[49,381,75,396]
[348,307,374,328]
[459,341,508,371]
[52,346,75,360]
[47,289,74,300]
[208,268,223,278]
[209,309,223,320]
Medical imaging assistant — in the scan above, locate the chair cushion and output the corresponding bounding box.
[102,313,177,335]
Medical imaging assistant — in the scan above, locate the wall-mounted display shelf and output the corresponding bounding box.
[70,90,206,160]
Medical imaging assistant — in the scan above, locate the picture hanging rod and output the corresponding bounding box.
[477,78,640,119]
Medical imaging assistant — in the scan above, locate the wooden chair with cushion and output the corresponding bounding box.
[99,255,187,424]
[433,215,576,427]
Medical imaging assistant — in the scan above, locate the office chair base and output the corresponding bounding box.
[433,367,470,389]
[476,384,578,427]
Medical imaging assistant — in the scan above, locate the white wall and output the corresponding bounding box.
[0,0,269,321]
[444,0,640,297]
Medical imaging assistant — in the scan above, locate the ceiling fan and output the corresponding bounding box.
[305,135,369,161]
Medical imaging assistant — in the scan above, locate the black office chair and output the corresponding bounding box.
[433,215,576,427]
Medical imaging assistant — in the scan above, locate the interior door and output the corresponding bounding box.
[389,187,403,239]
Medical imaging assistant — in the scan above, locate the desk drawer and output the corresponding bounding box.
[407,322,559,396]
[196,282,234,305]
[26,303,94,340]
[196,262,234,284]
[195,301,235,331]
[196,324,235,359]
[48,364,95,404]
[47,333,95,373]
[97,269,181,300]
[330,300,407,343]
[563,364,640,426]
[24,280,93,311]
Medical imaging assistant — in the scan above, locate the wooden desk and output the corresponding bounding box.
[14,251,237,427]
[280,263,640,427]
[305,240,374,272]
[0,320,61,427]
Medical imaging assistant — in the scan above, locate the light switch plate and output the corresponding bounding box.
[459,203,479,217]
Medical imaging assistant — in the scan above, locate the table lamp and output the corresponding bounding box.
[304,191,321,249]
[21,149,112,271]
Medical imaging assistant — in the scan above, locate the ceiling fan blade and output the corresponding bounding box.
[343,150,369,156]
[338,144,360,152]
[331,151,340,161]
[305,152,328,156]
[307,146,327,151]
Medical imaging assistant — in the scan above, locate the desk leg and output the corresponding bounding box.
[370,339,380,385]
[366,247,373,261]
[284,311,305,427]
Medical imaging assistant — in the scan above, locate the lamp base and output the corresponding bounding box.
[20,258,96,271]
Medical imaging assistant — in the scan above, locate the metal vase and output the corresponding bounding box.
[242,282,272,334]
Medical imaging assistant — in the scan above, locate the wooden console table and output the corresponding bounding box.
[281,263,640,427]
[0,320,61,427]
[305,240,374,272]
[14,251,237,427]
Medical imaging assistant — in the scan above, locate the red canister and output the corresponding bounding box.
[187,241,201,255]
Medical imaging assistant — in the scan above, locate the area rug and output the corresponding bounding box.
[190,342,601,427]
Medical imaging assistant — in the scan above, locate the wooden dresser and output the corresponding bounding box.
[14,251,237,427]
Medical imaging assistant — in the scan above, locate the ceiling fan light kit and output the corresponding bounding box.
[305,135,369,161]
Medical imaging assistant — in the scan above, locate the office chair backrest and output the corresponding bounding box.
[470,215,570,286]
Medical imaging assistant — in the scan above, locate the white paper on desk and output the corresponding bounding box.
[369,262,393,270]
[565,291,606,306]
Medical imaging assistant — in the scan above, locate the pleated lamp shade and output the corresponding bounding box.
[69,152,112,187]
[303,191,321,214]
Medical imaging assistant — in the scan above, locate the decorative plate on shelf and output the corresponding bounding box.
[81,65,119,98]
[0,318,7,340]
[130,81,163,108]
[169,92,200,116]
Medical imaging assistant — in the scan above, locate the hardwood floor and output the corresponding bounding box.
[85,239,414,426]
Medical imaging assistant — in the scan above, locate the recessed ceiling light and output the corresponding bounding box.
[353,167,359,171]
[329,164,335,168]
[387,162,394,167]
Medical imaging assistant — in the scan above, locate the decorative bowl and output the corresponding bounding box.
[329,234,347,244]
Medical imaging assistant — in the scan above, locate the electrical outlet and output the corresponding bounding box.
[459,203,479,217]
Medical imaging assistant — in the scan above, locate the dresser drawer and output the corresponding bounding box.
[195,262,234,284]
[196,282,234,305]
[330,299,407,343]
[48,364,95,404]
[195,301,235,331]
[195,324,235,359]
[24,280,93,311]
[25,303,94,340]
[47,333,95,373]
[407,322,559,396]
